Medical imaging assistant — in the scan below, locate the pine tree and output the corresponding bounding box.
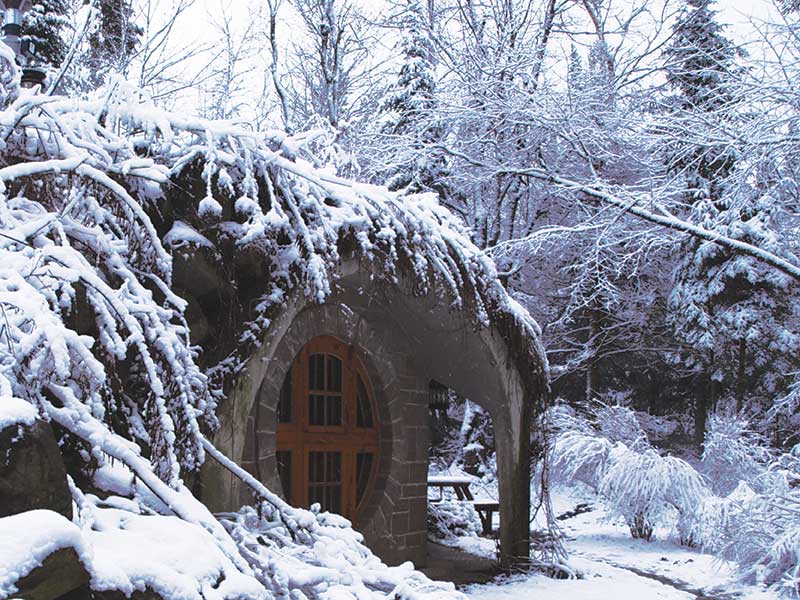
[376,0,449,197]
[663,0,798,444]
[669,191,798,415]
[85,0,141,87]
[663,0,739,193]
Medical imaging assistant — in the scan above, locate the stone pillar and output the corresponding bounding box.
[494,397,531,565]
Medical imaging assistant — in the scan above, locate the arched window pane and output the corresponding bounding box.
[356,374,373,428]
[309,354,325,390]
[308,451,342,514]
[356,452,373,505]
[326,355,342,392]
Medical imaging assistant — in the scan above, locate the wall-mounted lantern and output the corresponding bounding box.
[428,380,449,412]
[1,1,47,89]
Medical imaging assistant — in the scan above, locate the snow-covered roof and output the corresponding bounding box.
[0,53,545,598]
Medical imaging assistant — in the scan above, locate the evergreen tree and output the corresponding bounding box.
[20,0,71,70]
[663,0,798,445]
[85,0,141,87]
[662,0,739,195]
[376,0,449,197]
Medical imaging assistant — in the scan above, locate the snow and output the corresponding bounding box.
[88,509,265,600]
[0,396,37,429]
[428,475,476,485]
[92,462,134,497]
[466,559,696,600]
[198,196,223,218]
[0,510,92,598]
[459,487,780,600]
[164,220,214,249]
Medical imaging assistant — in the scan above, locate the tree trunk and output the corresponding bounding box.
[694,376,709,451]
[736,338,747,413]
[648,372,660,414]
[585,304,600,403]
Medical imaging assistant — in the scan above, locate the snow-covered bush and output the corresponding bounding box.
[599,445,709,541]
[594,403,650,451]
[549,401,712,541]
[549,402,647,490]
[634,411,683,443]
[702,413,772,495]
[547,403,596,436]
[687,435,800,597]
[427,500,482,542]
[711,488,800,597]
[690,481,757,553]
[451,401,496,478]
[551,431,614,490]
[769,447,800,489]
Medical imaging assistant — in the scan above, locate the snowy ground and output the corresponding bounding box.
[449,486,780,600]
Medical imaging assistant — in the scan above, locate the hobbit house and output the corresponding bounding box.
[169,132,550,567]
[0,64,549,596]
[199,252,547,565]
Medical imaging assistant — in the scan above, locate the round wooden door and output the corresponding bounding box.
[275,336,380,523]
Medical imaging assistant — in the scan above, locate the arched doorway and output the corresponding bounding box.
[275,336,380,524]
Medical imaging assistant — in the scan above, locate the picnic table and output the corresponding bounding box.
[427,475,499,535]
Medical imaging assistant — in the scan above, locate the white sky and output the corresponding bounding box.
[176,0,781,43]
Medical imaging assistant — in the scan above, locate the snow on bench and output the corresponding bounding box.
[427,475,499,535]
[427,475,475,486]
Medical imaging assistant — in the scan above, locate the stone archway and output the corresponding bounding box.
[202,257,545,567]
[228,299,431,563]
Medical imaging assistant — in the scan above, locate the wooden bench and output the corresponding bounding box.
[427,475,499,535]
[470,500,500,535]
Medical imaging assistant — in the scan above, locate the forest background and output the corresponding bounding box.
[24,0,800,463]
[2,0,800,596]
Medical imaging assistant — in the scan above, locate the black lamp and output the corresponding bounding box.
[1,1,46,89]
[428,380,449,412]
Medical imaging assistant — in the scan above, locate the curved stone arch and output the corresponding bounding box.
[246,302,416,550]
[202,256,544,565]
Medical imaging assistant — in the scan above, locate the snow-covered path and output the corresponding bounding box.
[466,557,697,600]
[452,487,779,600]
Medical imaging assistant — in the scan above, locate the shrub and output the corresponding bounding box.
[547,404,596,436]
[551,431,614,490]
[635,411,683,443]
[702,414,772,495]
[595,403,650,451]
[689,481,757,552]
[599,445,709,541]
[715,489,800,596]
[427,500,482,542]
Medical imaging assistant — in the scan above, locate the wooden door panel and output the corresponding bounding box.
[275,336,380,523]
